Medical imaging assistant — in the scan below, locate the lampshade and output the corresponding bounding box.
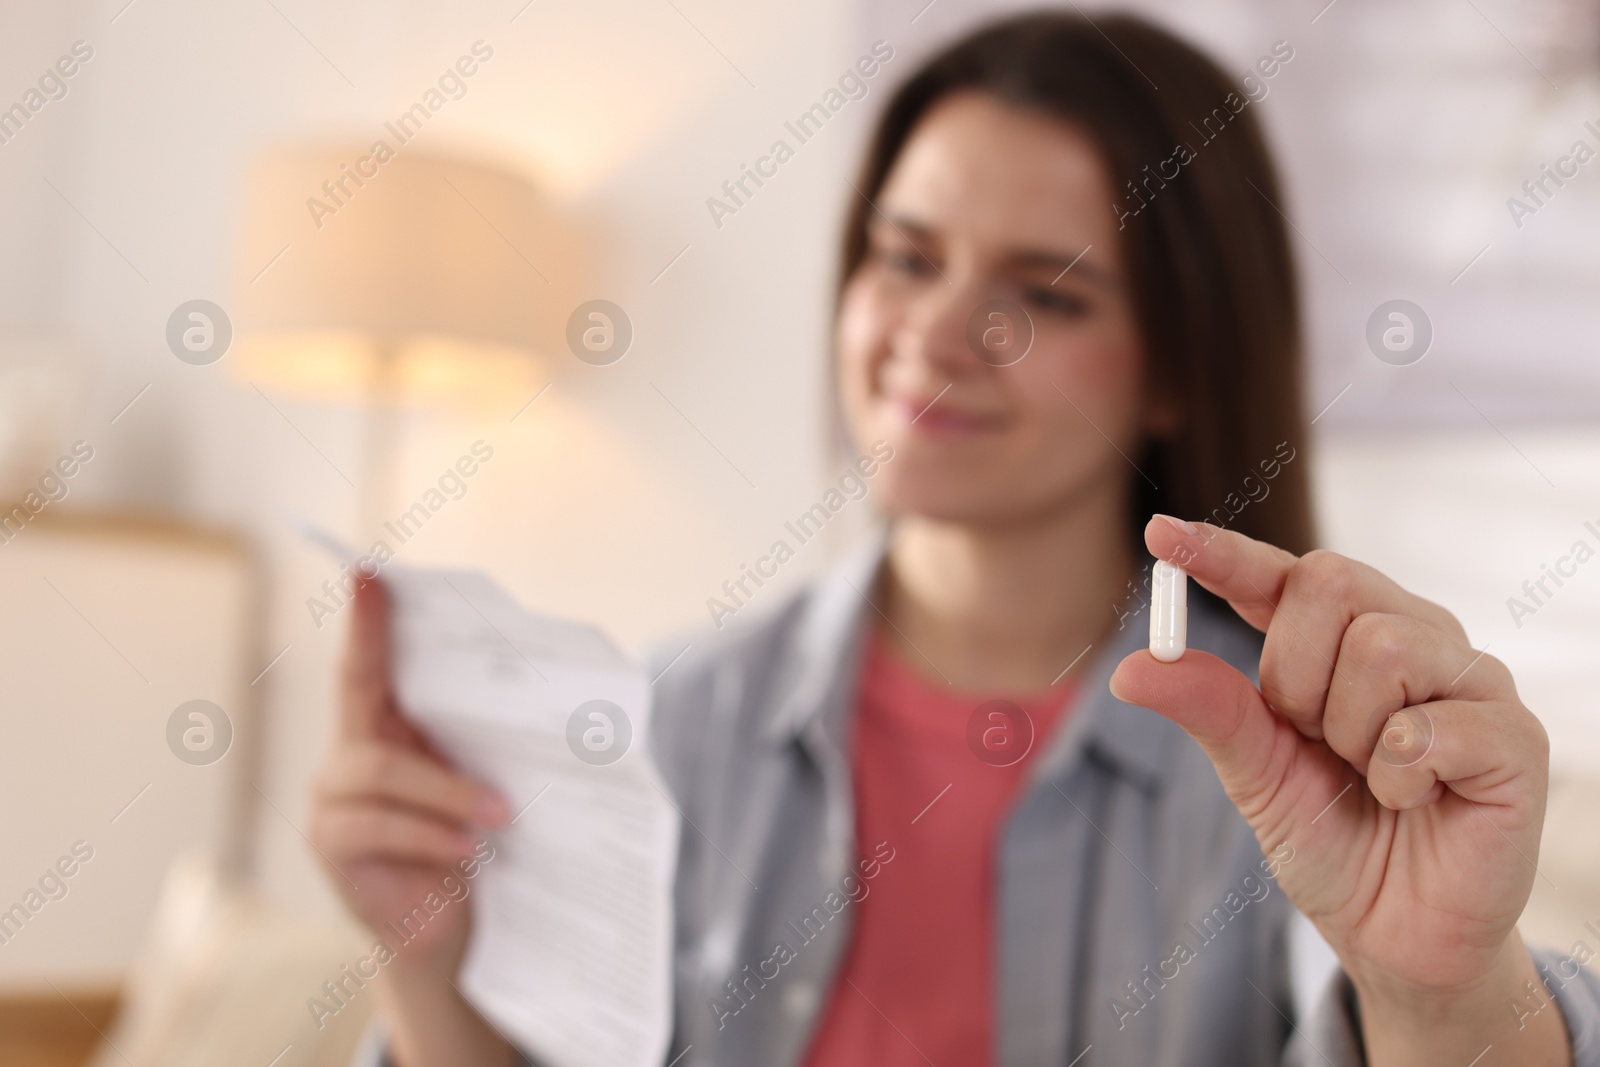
[233,146,579,408]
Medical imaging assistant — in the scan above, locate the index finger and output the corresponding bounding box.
[1144,514,1463,641]
[1145,514,1295,633]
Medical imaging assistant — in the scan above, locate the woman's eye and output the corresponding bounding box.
[879,248,936,276]
[1022,286,1089,316]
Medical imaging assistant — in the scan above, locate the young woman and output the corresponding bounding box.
[310,12,1600,1067]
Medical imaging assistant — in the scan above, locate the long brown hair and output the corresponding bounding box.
[837,10,1316,557]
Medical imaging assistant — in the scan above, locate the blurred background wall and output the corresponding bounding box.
[0,0,1597,1060]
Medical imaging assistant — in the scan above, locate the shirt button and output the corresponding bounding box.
[783,979,819,1019]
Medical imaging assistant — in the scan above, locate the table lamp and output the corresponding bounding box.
[233,146,577,537]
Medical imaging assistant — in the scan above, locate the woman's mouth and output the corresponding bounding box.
[890,395,1005,436]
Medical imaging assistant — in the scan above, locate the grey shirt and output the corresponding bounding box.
[366,535,1600,1067]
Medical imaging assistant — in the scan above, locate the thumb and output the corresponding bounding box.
[343,576,441,754]
[340,576,391,738]
[1110,649,1292,814]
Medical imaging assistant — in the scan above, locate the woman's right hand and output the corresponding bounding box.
[308,575,510,982]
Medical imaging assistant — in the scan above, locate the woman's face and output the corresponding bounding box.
[837,90,1167,526]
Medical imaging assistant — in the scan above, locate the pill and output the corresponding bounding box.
[1149,559,1187,662]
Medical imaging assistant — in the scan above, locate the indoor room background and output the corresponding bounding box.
[0,0,1596,1064]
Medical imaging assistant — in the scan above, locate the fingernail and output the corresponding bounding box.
[1156,513,1199,536]
[454,831,478,854]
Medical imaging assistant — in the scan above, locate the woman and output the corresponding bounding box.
[310,12,1599,1067]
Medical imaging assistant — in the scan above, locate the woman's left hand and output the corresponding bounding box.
[1111,515,1570,1067]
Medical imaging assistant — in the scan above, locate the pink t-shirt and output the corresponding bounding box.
[800,629,1077,1066]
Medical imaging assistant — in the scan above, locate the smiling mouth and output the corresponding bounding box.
[891,396,1005,434]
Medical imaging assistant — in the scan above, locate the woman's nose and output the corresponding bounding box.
[891,277,989,377]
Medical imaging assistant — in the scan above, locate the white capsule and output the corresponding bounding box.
[1149,560,1187,662]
